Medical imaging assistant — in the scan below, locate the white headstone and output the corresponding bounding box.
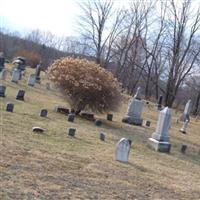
[180,100,192,122]
[180,120,189,134]
[0,69,7,80]
[11,69,20,83]
[115,138,132,163]
[28,74,36,86]
[134,87,142,100]
[148,107,171,152]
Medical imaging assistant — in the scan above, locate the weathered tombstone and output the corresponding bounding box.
[134,87,142,100]
[107,114,113,121]
[0,85,6,97]
[32,127,44,134]
[180,100,192,122]
[157,95,163,110]
[80,111,95,121]
[115,138,132,163]
[68,114,75,122]
[16,90,25,101]
[145,120,151,127]
[40,109,48,117]
[181,144,187,154]
[0,69,7,80]
[54,106,69,115]
[6,103,14,112]
[148,107,171,153]
[46,82,50,90]
[27,74,36,87]
[179,120,189,134]
[68,128,76,137]
[11,68,20,83]
[0,52,5,72]
[99,132,106,141]
[95,119,102,126]
[122,97,144,126]
[35,62,42,83]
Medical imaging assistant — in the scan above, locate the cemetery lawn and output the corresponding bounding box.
[0,65,200,200]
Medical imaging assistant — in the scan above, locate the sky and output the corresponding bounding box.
[0,0,82,37]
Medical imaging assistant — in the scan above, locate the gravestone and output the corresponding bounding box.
[122,97,144,126]
[134,87,142,100]
[54,106,69,115]
[157,95,163,110]
[28,74,36,87]
[115,138,132,163]
[6,103,14,112]
[32,127,44,133]
[11,69,20,83]
[46,82,50,90]
[99,132,106,141]
[145,120,151,127]
[68,128,76,137]
[179,120,189,134]
[148,107,171,152]
[0,85,6,97]
[68,114,75,122]
[16,90,25,101]
[0,69,7,80]
[95,119,102,126]
[35,62,42,83]
[80,111,95,121]
[181,144,187,154]
[107,114,113,121]
[40,109,48,117]
[180,100,192,122]
[0,52,5,72]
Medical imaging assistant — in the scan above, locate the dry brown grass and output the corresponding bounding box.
[0,64,200,200]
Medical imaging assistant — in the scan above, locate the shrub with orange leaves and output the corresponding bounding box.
[47,57,121,113]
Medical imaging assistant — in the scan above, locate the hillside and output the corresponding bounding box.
[0,65,200,200]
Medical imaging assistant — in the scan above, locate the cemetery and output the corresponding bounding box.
[0,62,199,199]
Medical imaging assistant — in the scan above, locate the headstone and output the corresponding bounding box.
[179,120,189,134]
[181,144,187,154]
[148,107,171,153]
[46,82,50,90]
[0,52,5,72]
[32,127,44,133]
[107,114,113,121]
[80,111,95,121]
[35,63,42,83]
[68,128,76,137]
[54,106,69,115]
[115,138,132,163]
[11,69,20,83]
[0,85,6,97]
[0,69,7,80]
[122,98,144,126]
[16,90,25,101]
[99,132,106,141]
[157,95,163,110]
[95,119,102,126]
[134,87,142,100]
[40,109,48,117]
[145,121,151,127]
[180,100,192,122]
[27,74,36,86]
[68,114,75,122]
[6,103,14,112]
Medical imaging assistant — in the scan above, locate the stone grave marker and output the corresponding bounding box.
[179,120,189,134]
[0,52,5,72]
[80,111,95,121]
[68,114,75,122]
[134,87,142,100]
[16,90,25,101]
[35,62,42,83]
[54,106,69,115]
[28,74,36,87]
[40,109,48,117]
[11,69,20,83]
[148,107,171,153]
[0,69,7,80]
[68,128,76,137]
[181,144,187,154]
[180,100,192,122]
[6,103,14,112]
[0,85,6,97]
[145,121,151,127]
[99,132,106,141]
[107,114,113,121]
[95,119,102,126]
[32,127,44,134]
[46,82,50,90]
[115,138,132,163]
[157,95,163,110]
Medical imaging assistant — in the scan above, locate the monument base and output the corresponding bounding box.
[148,138,171,153]
[122,116,143,126]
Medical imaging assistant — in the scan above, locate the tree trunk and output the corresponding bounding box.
[193,91,200,115]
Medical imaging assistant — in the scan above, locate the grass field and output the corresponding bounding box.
[0,65,200,200]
